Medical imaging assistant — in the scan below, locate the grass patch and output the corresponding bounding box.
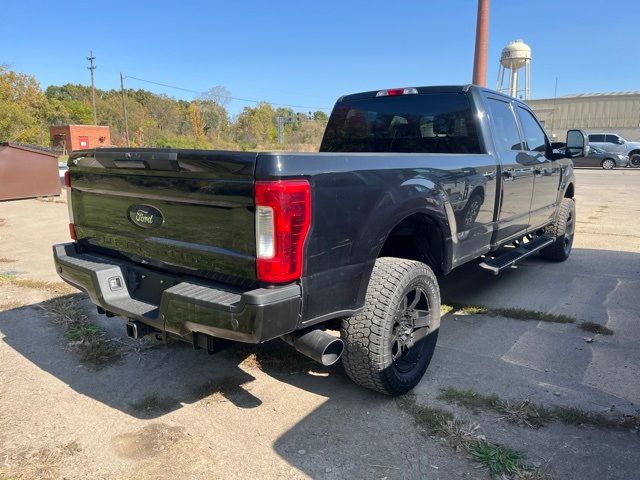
[130,394,176,415]
[397,394,538,476]
[455,304,490,315]
[40,295,120,369]
[397,395,455,430]
[439,387,550,428]
[439,387,499,410]
[551,406,592,426]
[442,302,576,324]
[470,441,524,476]
[65,322,102,342]
[492,308,575,324]
[440,304,454,315]
[0,274,77,295]
[579,321,614,335]
[440,387,640,431]
[551,406,638,430]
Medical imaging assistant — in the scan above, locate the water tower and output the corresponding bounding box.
[496,39,531,99]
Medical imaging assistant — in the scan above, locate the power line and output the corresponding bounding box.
[123,75,331,111]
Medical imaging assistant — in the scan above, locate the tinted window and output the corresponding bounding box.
[486,98,522,152]
[517,107,546,152]
[320,93,482,153]
[605,134,621,143]
[589,134,605,142]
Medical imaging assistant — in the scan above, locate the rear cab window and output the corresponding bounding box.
[589,134,605,142]
[320,93,482,154]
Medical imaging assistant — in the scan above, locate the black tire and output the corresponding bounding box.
[340,257,440,396]
[630,154,640,167]
[601,158,616,170]
[540,198,576,262]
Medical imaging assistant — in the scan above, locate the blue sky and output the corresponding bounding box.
[2,0,637,114]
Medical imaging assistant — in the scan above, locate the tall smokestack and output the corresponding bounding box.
[472,0,490,86]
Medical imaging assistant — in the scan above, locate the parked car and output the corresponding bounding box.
[588,133,640,166]
[54,85,587,396]
[559,146,628,169]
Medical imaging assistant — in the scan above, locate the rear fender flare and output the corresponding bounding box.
[373,180,455,273]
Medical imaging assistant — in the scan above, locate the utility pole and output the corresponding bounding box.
[550,76,558,139]
[87,50,97,124]
[120,72,130,147]
[472,0,490,86]
[276,116,295,145]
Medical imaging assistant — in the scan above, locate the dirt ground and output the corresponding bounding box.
[1,169,639,480]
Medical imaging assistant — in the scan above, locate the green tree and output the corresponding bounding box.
[234,102,277,148]
[313,110,328,123]
[188,102,206,141]
[0,66,52,144]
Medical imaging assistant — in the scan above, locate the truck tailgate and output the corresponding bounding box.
[68,149,257,285]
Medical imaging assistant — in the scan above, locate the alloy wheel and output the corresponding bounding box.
[391,286,432,373]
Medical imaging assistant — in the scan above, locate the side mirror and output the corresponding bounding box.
[565,129,588,158]
[617,138,625,145]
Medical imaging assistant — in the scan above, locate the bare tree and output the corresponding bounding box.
[200,86,231,107]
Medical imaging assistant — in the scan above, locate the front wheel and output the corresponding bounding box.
[340,257,440,396]
[540,198,576,262]
[601,158,616,170]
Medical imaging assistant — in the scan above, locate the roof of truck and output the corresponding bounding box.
[338,85,476,102]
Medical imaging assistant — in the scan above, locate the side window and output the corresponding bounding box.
[517,107,547,152]
[486,98,522,152]
[589,134,605,142]
[605,134,621,144]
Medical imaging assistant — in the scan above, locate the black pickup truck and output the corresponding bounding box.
[54,85,588,395]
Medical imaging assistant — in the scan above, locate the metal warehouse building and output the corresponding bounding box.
[527,92,640,142]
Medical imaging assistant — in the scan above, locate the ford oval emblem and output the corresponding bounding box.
[128,204,164,229]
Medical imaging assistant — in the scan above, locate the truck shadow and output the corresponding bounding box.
[0,294,350,418]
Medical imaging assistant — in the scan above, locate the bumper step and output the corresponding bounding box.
[53,242,301,343]
[479,235,554,275]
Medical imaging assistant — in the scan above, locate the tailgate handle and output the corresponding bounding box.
[94,151,180,171]
[114,159,147,169]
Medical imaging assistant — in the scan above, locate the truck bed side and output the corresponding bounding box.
[255,151,498,324]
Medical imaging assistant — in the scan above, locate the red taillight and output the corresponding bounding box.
[255,179,311,283]
[64,170,71,188]
[69,223,77,240]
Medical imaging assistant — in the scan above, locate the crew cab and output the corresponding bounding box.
[53,85,587,395]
